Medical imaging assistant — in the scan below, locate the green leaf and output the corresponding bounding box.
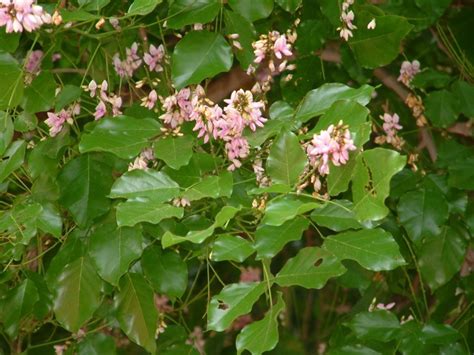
[350,15,413,68]
[418,226,467,290]
[171,31,233,89]
[211,235,254,262]
[128,0,162,16]
[115,273,157,353]
[79,116,161,159]
[0,202,42,244]
[89,224,143,286]
[276,0,301,12]
[0,29,20,52]
[154,135,194,169]
[167,0,220,29]
[14,111,37,132]
[327,155,358,196]
[411,69,452,90]
[0,140,26,183]
[262,195,318,226]
[207,282,266,331]
[295,83,374,123]
[78,0,110,11]
[448,156,474,190]
[60,9,100,21]
[352,148,406,221]
[2,279,39,337]
[0,112,13,156]
[323,229,405,271]
[142,246,188,298]
[275,247,346,288]
[425,89,460,127]
[348,311,401,342]
[22,71,56,113]
[224,10,256,69]
[162,206,241,248]
[53,256,103,332]
[255,216,309,259]
[451,80,474,117]
[77,333,117,355]
[397,187,449,245]
[236,293,285,355]
[0,52,23,110]
[37,203,62,238]
[55,85,82,111]
[58,154,114,228]
[228,0,273,21]
[266,131,307,186]
[110,169,179,201]
[311,200,363,232]
[116,199,183,227]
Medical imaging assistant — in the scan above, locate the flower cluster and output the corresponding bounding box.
[306,121,356,176]
[338,0,357,41]
[144,44,165,73]
[375,113,405,149]
[113,42,142,78]
[45,103,80,137]
[398,60,420,87]
[83,80,122,120]
[159,87,266,170]
[128,148,155,171]
[405,93,428,127]
[0,0,51,33]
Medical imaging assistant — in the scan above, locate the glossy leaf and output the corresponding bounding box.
[255,216,309,259]
[167,0,220,29]
[110,169,179,201]
[352,148,406,221]
[323,229,405,271]
[276,0,301,12]
[89,224,143,286]
[116,199,183,227]
[53,256,103,332]
[275,247,346,288]
[79,116,161,159]
[311,200,363,232]
[0,112,13,156]
[295,83,374,122]
[2,279,39,337]
[397,187,449,245]
[154,135,194,169]
[77,333,117,355]
[211,235,255,263]
[350,15,413,68]
[266,131,307,186]
[142,246,188,298]
[348,311,401,342]
[418,226,467,290]
[0,140,25,183]
[224,10,256,69]
[236,293,285,355]
[36,202,62,238]
[55,85,82,111]
[128,0,162,15]
[207,282,266,331]
[115,273,157,353]
[162,205,241,247]
[425,89,460,127]
[228,0,273,21]
[262,195,318,226]
[58,154,114,228]
[22,71,56,113]
[172,31,233,89]
[0,52,23,110]
[451,80,474,117]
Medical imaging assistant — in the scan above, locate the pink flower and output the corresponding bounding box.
[160,88,193,128]
[225,137,250,171]
[45,110,71,137]
[108,94,122,116]
[113,42,142,78]
[307,122,356,176]
[143,44,165,72]
[398,60,420,86]
[0,0,51,33]
[273,35,292,59]
[25,49,43,74]
[223,89,266,132]
[141,89,158,110]
[381,113,403,143]
[87,80,97,97]
[94,100,106,120]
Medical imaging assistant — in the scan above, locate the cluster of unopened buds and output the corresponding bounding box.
[374,113,405,150]
[398,60,420,87]
[338,0,357,41]
[83,80,123,120]
[0,0,51,33]
[248,29,296,91]
[45,102,80,137]
[405,93,428,127]
[157,86,266,171]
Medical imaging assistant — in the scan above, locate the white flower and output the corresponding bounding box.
[367,18,376,30]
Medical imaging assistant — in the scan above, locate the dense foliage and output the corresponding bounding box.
[0,0,473,354]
